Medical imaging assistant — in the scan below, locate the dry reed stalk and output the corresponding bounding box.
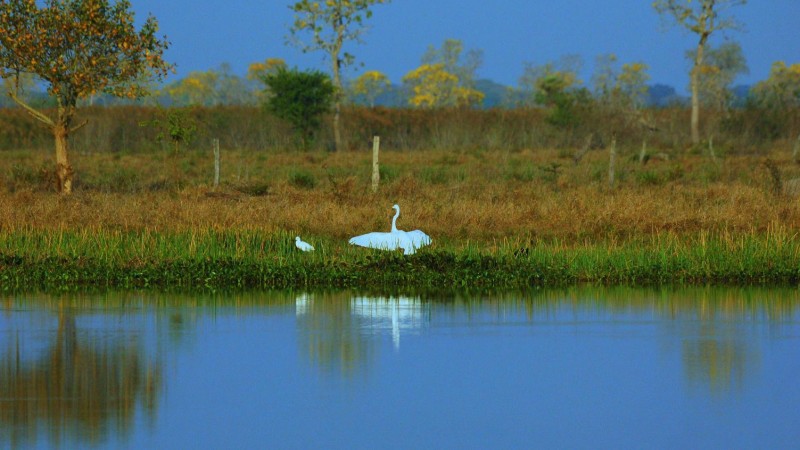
[2,148,800,243]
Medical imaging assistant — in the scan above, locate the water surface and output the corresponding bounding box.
[1,287,799,449]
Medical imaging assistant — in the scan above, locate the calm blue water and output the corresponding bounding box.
[1,287,799,449]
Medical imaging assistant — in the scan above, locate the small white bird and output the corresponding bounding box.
[295,236,314,252]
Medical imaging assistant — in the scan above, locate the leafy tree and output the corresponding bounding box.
[617,62,652,110]
[165,63,253,107]
[139,107,197,154]
[288,0,391,151]
[592,54,655,143]
[421,38,483,89]
[402,63,483,108]
[0,0,172,194]
[403,39,485,108]
[745,61,800,142]
[349,70,390,107]
[247,58,287,82]
[686,42,748,111]
[165,71,218,106]
[0,70,38,107]
[534,73,590,128]
[751,61,800,109]
[653,0,746,145]
[246,58,287,104]
[592,53,619,101]
[520,55,583,106]
[262,68,335,148]
[520,57,588,127]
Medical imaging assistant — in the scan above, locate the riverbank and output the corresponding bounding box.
[3,148,800,292]
[2,229,798,292]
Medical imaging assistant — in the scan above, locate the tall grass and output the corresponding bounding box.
[3,147,800,242]
[3,140,800,291]
[2,227,800,292]
[1,105,798,153]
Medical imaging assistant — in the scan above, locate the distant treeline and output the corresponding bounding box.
[0,104,797,154]
[0,79,730,110]
[373,81,710,109]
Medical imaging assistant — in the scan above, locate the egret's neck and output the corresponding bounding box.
[391,209,400,232]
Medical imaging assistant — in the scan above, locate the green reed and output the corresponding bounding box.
[1,228,800,292]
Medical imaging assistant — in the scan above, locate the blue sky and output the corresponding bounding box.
[130,0,799,93]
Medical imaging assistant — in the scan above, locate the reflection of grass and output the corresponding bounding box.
[7,286,799,318]
[2,227,800,291]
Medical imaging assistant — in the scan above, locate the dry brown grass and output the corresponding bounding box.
[2,146,800,244]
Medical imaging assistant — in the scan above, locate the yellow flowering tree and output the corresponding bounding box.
[247,58,287,83]
[593,55,651,110]
[349,70,390,106]
[166,71,219,106]
[402,63,483,108]
[164,63,252,106]
[0,0,172,194]
[247,58,288,103]
[752,61,800,109]
[520,56,582,107]
[616,62,651,110]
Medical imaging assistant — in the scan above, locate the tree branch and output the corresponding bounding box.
[70,119,89,133]
[7,89,55,128]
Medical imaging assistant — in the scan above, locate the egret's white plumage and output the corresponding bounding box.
[295,236,314,252]
[348,204,431,255]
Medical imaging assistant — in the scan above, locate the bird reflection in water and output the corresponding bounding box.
[295,293,426,375]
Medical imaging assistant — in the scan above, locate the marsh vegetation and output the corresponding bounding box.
[2,127,800,290]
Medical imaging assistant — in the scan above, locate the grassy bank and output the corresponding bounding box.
[2,228,799,292]
[3,147,800,291]
[3,147,800,240]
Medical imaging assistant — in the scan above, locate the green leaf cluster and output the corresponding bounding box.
[262,68,335,147]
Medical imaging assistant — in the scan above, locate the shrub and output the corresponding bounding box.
[261,68,335,148]
[289,170,317,189]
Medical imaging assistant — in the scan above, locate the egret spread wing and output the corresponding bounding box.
[349,204,431,255]
[406,230,432,248]
[349,232,404,251]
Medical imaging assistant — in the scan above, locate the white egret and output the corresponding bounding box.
[295,236,314,252]
[349,204,431,255]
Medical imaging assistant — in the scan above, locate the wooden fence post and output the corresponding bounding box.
[639,139,647,164]
[708,135,717,163]
[608,134,617,189]
[372,136,380,193]
[213,138,220,188]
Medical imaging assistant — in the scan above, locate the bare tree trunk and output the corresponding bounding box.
[690,37,706,146]
[333,101,342,152]
[708,135,717,163]
[331,11,344,152]
[690,71,701,145]
[54,124,73,194]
